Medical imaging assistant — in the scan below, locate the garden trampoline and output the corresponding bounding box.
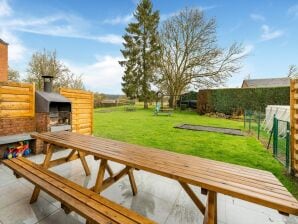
[174,124,244,136]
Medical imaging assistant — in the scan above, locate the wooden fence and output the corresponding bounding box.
[0,82,35,117]
[60,88,94,135]
[290,79,298,174]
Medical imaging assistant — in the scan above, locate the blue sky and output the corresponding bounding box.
[0,0,297,94]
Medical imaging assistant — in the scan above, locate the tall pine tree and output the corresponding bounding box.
[119,0,160,109]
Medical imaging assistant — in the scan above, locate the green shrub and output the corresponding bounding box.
[197,87,290,115]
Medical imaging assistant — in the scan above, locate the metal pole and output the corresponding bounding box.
[244,110,246,128]
[249,112,251,132]
[286,121,290,168]
[258,112,261,140]
[273,115,278,157]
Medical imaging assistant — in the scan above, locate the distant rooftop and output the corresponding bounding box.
[0,39,8,45]
[241,77,290,88]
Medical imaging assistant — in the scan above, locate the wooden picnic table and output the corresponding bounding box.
[31,131,298,224]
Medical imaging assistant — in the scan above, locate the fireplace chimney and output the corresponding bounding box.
[0,39,8,82]
[42,75,53,92]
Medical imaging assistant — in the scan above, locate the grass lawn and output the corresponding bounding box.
[93,106,298,198]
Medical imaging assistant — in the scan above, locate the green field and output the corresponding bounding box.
[93,106,298,198]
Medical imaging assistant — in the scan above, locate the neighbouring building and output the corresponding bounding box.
[241,77,290,88]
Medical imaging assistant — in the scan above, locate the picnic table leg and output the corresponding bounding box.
[106,164,114,176]
[94,156,114,177]
[66,149,77,161]
[203,191,217,224]
[128,168,138,195]
[30,143,54,204]
[179,182,205,214]
[78,151,91,176]
[94,159,107,193]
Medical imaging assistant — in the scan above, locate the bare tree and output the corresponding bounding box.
[158,8,245,107]
[8,67,20,82]
[288,65,298,78]
[25,49,84,90]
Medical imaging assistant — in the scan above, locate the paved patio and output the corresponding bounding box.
[0,149,297,224]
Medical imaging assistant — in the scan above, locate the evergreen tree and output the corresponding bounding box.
[119,0,160,109]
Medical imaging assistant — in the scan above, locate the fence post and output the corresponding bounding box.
[273,115,278,157]
[257,112,261,140]
[286,121,290,168]
[244,110,246,128]
[249,112,251,132]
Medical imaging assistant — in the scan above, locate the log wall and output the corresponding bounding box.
[60,88,93,135]
[0,82,35,118]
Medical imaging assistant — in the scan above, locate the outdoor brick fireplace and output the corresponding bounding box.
[35,75,72,133]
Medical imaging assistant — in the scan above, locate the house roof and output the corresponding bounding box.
[242,77,290,88]
[0,39,8,45]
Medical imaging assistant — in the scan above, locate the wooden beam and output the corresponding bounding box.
[106,163,114,176]
[203,191,217,224]
[89,166,130,192]
[66,149,77,161]
[179,181,206,214]
[61,203,71,214]
[13,171,21,179]
[128,168,138,196]
[30,143,53,204]
[201,188,208,195]
[47,154,80,168]
[93,159,107,193]
[78,151,91,176]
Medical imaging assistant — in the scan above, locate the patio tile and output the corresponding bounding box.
[1,151,297,224]
[37,209,85,224]
[164,185,207,224]
[225,199,292,224]
[126,192,174,224]
[0,168,17,187]
[0,180,32,209]
[136,172,181,204]
[101,177,175,223]
[0,196,58,224]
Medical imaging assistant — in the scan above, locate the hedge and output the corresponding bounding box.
[197,87,290,115]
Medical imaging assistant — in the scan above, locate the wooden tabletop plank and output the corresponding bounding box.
[35,132,284,189]
[36,132,292,197]
[32,131,296,203]
[31,131,298,215]
[45,132,277,180]
[41,132,279,183]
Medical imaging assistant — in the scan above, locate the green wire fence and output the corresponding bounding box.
[244,110,290,169]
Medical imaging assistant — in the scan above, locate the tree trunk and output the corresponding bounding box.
[144,99,149,109]
[169,96,174,108]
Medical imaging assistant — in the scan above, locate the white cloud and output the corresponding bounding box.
[63,55,124,94]
[87,34,123,45]
[0,4,123,45]
[260,25,284,41]
[250,13,265,22]
[0,29,27,62]
[288,4,298,18]
[103,14,133,25]
[242,44,254,55]
[0,0,12,17]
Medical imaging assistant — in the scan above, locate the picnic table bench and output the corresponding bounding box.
[154,105,173,116]
[3,157,155,224]
[3,131,298,224]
